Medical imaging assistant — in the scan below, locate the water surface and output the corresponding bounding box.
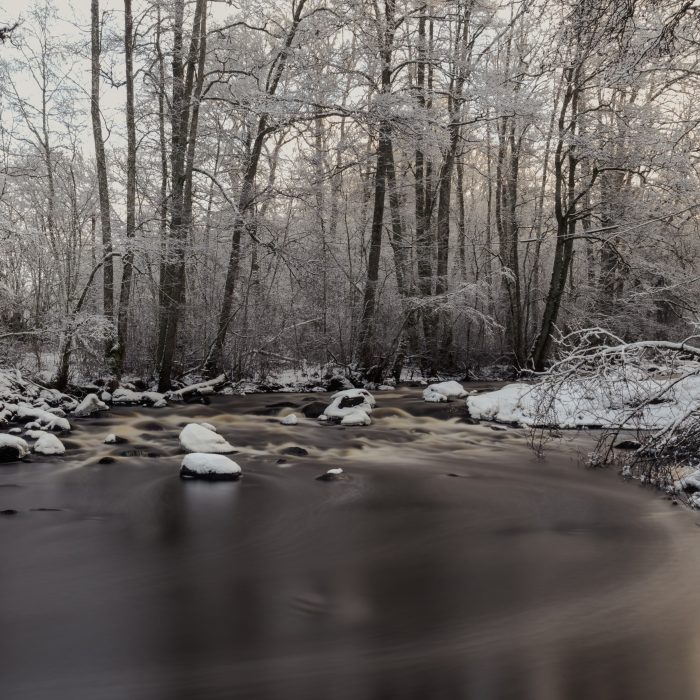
[2,389,700,699]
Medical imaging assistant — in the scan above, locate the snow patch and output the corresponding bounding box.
[0,434,30,460]
[73,393,109,417]
[179,423,235,453]
[340,410,372,426]
[423,381,467,402]
[467,374,700,429]
[323,389,375,421]
[27,431,65,455]
[180,453,242,480]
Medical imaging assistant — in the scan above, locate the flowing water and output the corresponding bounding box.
[2,388,700,699]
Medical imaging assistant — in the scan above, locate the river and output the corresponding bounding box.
[1,387,700,699]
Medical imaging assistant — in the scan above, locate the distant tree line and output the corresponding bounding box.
[0,0,698,389]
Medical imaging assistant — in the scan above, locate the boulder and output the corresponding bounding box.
[72,393,109,418]
[179,423,235,454]
[281,446,308,457]
[26,431,65,455]
[340,410,371,426]
[180,453,242,481]
[316,467,344,481]
[302,401,327,419]
[0,434,29,462]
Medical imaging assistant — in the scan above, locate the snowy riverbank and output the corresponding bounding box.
[466,373,700,430]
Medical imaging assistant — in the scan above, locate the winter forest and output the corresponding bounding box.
[0,0,698,391]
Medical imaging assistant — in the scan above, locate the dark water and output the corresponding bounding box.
[2,389,700,700]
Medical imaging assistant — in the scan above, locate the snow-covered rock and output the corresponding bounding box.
[179,423,235,454]
[142,392,167,408]
[330,388,376,407]
[675,470,700,494]
[423,388,448,403]
[27,431,65,456]
[199,422,217,432]
[180,453,242,480]
[0,434,29,461]
[423,381,468,402]
[110,388,167,407]
[14,403,70,431]
[112,388,142,404]
[316,467,344,481]
[280,414,298,426]
[340,410,372,426]
[73,393,109,418]
[104,433,127,444]
[323,389,375,421]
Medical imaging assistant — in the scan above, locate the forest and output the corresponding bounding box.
[0,0,698,392]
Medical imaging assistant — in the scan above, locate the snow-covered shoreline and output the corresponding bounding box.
[466,374,700,430]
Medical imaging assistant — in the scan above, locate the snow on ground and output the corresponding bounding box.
[467,372,700,429]
[422,381,468,402]
[112,388,166,407]
[179,423,235,453]
[0,434,30,460]
[179,453,242,480]
[73,393,109,417]
[26,431,65,455]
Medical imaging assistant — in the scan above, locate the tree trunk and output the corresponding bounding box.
[90,0,114,362]
[157,0,207,391]
[115,0,136,376]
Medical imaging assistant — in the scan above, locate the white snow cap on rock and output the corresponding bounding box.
[340,410,372,426]
[330,388,376,407]
[112,388,167,407]
[179,423,235,453]
[73,393,109,418]
[180,453,242,479]
[327,467,343,475]
[199,422,217,432]
[0,433,30,459]
[15,403,70,432]
[324,388,375,421]
[423,388,448,403]
[422,381,468,402]
[27,431,65,455]
[674,470,700,494]
[104,433,118,444]
[281,414,298,425]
